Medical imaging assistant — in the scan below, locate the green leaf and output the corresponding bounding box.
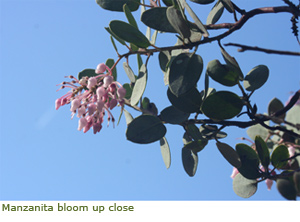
[96,0,140,12]
[159,51,171,72]
[123,62,136,83]
[160,105,190,124]
[123,4,138,29]
[105,27,126,45]
[206,59,239,87]
[233,173,257,198]
[220,0,234,13]
[190,0,215,4]
[105,58,117,81]
[293,171,300,195]
[169,53,203,96]
[236,143,261,179]
[126,115,167,144]
[166,6,191,38]
[201,91,243,120]
[220,46,243,80]
[141,7,177,33]
[271,145,289,169]
[243,65,269,91]
[109,20,151,48]
[199,124,227,139]
[206,1,224,25]
[162,0,173,6]
[78,69,97,80]
[286,104,300,134]
[255,135,270,169]
[184,140,208,153]
[182,147,198,177]
[167,87,202,113]
[180,0,209,37]
[216,142,241,168]
[123,83,133,100]
[123,109,134,125]
[186,124,203,141]
[246,124,269,141]
[276,177,297,200]
[160,137,171,169]
[130,64,147,106]
[268,98,285,124]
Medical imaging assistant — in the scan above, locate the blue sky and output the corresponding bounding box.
[0,0,299,201]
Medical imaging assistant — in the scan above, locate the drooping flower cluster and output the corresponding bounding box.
[55,63,126,134]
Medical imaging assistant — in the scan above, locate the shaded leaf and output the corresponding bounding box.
[105,27,126,45]
[123,4,138,29]
[160,105,190,124]
[220,0,234,13]
[206,1,224,25]
[166,6,191,38]
[236,143,261,179]
[217,142,241,168]
[96,0,140,12]
[243,65,269,91]
[206,59,239,87]
[286,104,300,134]
[169,53,203,96]
[141,7,177,33]
[268,97,285,124]
[255,135,270,169]
[271,145,289,169]
[233,173,257,198]
[201,91,243,120]
[109,20,151,48]
[130,64,147,106]
[182,147,198,177]
[126,115,167,144]
[167,87,202,113]
[78,69,97,80]
[293,171,300,195]
[184,140,207,153]
[276,177,297,200]
[200,124,227,139]
[123,83,133,99]
[220,46,243,80]
[190,0,215,4]
[187,124,203,141]
[160,137,171,169]
[105,58,117,81]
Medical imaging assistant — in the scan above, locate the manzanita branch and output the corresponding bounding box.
[224,42,300,56]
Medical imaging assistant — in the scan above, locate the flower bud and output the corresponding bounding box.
[55,98,61,110]
[103,75,113,87]
[88,104,96,115]
[70,99,80,112]
[78,117,88,131]
[77,106,86,117]
[95,63,107,74]
[109,99,118,110]
[87,77,97,89]
[117,87,126,99]
[96,86,106,98]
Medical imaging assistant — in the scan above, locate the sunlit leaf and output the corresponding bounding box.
[160,137,171,169]
[130,64,147,106]
[206,1,224,25]
[233,173,257,198]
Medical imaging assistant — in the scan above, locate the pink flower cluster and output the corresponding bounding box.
[55,63,126,134]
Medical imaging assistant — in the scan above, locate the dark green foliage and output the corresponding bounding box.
[96,0,140,12]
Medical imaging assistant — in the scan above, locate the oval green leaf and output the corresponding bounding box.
[96,0,140,12]
[206,1,224,25]
[236,143,261,179]
[126,115,167,144]
[141,7,177,33]
[160,137,171,169]
[182,148,198,177]
[123,62,136,83]
[285,103,300,134]
[167,87,202,113]
[255,135,270,169]
[130,64,147,106]
[201,91,243,120]
[166,6,191,38]
[243,65,269,91]
[160,105,190,124]
[169,53,203,96]
[271,145,289,169]
[268,97,285,124]
[190,0,215,4]
[216,142,241,168]
[109,20,151,48]
[233,173,257,198]
[206,59,239,87]
[276,177,297,200]
[78,69,97,80]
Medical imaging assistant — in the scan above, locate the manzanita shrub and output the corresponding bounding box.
[56,0,300,200]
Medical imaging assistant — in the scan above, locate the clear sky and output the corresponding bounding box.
[0,0,299,201]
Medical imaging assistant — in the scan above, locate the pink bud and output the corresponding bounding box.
[117,87,126,99]
[230,167,239,179]
[265,179,273,190]
[87,77,97,89]
[78,117,88,131]
[83,116,93,133]
[88,104,96,115]
[55,98,61,110]
[103,75,113,87]
[70,99,80,112]
[95,63,107,74]
[96,86,106,98]
[77,106,86,117]
[97,100,104,111]
[109,99,118,110]
[93,122,102,134]
[108,83,116,93]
